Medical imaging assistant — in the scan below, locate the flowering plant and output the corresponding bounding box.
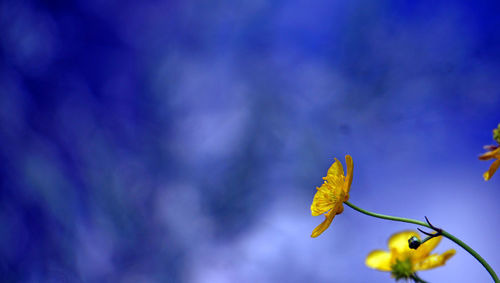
[309,124,500,282]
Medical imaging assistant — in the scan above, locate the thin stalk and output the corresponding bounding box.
[441,230,498,283]
[344,201,499,283]
[410,273,428,283]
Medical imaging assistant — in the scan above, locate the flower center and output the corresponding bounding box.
[391,258,414,280]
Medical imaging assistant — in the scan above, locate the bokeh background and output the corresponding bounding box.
[1,0,500,282]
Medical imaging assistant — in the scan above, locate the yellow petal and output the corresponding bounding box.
[413,235,442,261]
[388,230,420,253]
[343,155,353,199]
[366,250,392,271]
[311,209,336,238]
[310,192,345,238]
[479,147,500,160]
[483,159,500,181]
[310,183,337,216]
[387,230,420,261]
[327,158,344,178]
[414,249,456,271]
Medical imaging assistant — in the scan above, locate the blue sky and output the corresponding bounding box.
[1,0,499,282]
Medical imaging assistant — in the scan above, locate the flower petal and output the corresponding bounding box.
[310,183,337,216]
[479,147,500,160]
[366,250,392,271]
[414,249,456,271]
[413,235,442,261]
[388,230,420,252]
[343,155,353,199]
[327,158,344,178]
[310,193,345,238]
[310,210,336,238]
[483,159,500,181]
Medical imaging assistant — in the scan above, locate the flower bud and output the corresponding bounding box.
[408,236,421,249]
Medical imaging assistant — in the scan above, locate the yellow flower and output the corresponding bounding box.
[310,155,353,238]
[480,123,500,181]
[366,230,456,280]
[479,146,500,181]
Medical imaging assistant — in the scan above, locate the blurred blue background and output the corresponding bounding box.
[1,0,499,282]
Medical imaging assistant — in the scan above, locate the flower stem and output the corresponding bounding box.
[344,201,499,283]
[410,273,428,283]
[441,230,498,283]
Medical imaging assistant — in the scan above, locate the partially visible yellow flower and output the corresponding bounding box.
[366,230,456,280]
[479,124,500,182]
[310,155,353,238]
[479,146,500,181]
[479,123,500,181]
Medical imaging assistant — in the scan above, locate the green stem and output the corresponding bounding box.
[344,201,499,283]
[441,230,498,283]
[410,273,428,283]
[419,235,434,246]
